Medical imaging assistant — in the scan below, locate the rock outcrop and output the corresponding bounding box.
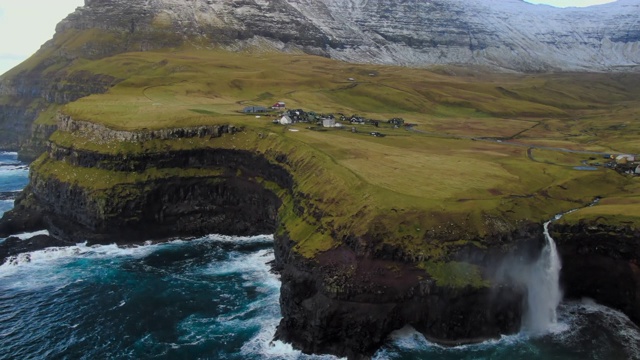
[1,142,290,245]
[273,233,533,358]
[552,221,640,324]
[0,69,119,157]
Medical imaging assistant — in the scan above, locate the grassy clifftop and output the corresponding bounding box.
[31,48,640,284]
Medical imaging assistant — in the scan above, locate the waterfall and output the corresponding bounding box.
[523,214,563,334]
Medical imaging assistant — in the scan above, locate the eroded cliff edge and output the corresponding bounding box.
[552,221,640,325]
[1,116,639,359]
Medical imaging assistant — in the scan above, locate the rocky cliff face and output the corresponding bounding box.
[54,0,640,72]
[0,118,540,358]
[0,69,119,157]
[552,222,640,324]
[0,140,291,244]
[273,233,533,358]
[2,117,640,358]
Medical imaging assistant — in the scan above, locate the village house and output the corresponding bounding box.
[243,105,268,113]
[616,154,636,164]
[285,109,308,122]
[388,118,405,126]
[322,118,336,128]
[272,101,286,110]
[349,115,366,124]
[279,115,293,125]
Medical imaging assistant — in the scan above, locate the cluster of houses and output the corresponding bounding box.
[242,101,287,114]
[242,101,411,135]
[604,154,640,175]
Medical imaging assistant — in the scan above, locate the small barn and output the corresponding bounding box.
[272,101,286,110]
[279,115,293,125]
[322,118,336,128]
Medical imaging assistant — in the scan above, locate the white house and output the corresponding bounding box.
[616,154,636,164]
[279,115,293,125]
[322,118,336,128]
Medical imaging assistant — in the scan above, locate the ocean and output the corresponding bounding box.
[0,152,639,360]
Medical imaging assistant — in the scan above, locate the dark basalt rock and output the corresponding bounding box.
[0,234,71,265]
[0,70,119,156]
[274,234,527,359]
[552,222,640,324]
[2,142,639,359]
[1,148,290,245]
[0,188,47,238]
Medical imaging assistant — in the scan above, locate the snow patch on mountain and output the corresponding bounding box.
[59,0,640,72]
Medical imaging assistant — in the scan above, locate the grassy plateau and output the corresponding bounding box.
[11,45,640,285]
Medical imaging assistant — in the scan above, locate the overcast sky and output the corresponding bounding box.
[0,0,620,76]
[0,0,84,75]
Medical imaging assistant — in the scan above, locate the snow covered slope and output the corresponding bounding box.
[55,0,640,72]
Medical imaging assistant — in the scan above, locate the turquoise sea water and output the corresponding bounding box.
[0,152,638,359]
[0,152,29,217]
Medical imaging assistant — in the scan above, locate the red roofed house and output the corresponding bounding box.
[272,101,286,110]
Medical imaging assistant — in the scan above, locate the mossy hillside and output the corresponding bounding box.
[16,50,596,113]
[32,48,640,287]
[31,155,225,191]
[418,261,490,288]
[6,44,640,150]
[43,117,638,288]
[556,179,640,228]
[46,67,640,248]
[3,30,640,154]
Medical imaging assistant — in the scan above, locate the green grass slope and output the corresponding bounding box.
[27,48,640,285]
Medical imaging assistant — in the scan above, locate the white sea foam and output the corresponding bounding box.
[0,234,277,296]
[225,248,343,360]
[240,320,345,360]
[0,242,154,276]
[9,230,50,240]
[0,234,271,282]
[202,233,274,244]
[202,247,277,280]
[2,234,274,268]
[173,245,312,359]
[0,165,27,171]
[373,325,527,359]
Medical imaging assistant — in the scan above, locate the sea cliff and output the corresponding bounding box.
[2,112,638,359]
[0,115,536,358]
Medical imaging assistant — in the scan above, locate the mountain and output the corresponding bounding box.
[54,0,640,72]
[0,0,639,155]
[1,2,640,358]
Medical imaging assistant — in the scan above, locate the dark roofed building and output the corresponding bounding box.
[243,106,268,113]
